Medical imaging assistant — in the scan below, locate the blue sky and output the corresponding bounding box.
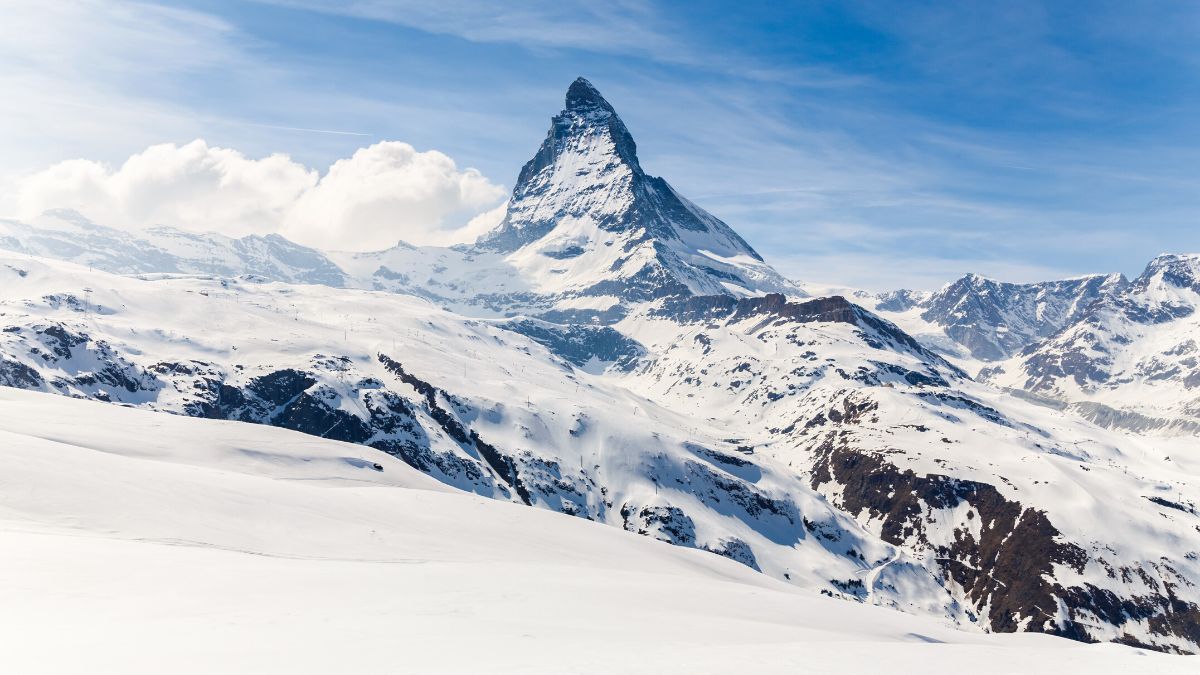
[2,1,1198,289]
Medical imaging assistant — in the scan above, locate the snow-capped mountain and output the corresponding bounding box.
[477,78,793,304]
[875,273,1127,364]
[0,209,346,286]
[342,77,797,321]
[3,248,1197,652]
[1,77,1199,655]
[986,253,1200,436]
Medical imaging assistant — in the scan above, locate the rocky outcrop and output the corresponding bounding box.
[808,432,1200,653]
[502,319,644,371]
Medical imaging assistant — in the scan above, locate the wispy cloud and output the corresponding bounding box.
[256,0,687,61]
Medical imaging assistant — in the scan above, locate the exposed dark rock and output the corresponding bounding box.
[378,353,529,504]
[0,357,43,389]
[620,503,696,545]
[503,319,643,370]
[809,435,1200,652]
[271,385,374,444]
[703,537,761,571]
[246,369,318,410]
[541,245,586,259]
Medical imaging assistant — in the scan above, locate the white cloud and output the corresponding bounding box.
[16,140,317,238]
[455,203,509,243]
[12,139,508,250]
[282,142,506,250]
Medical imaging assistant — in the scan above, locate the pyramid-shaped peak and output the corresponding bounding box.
[565,77,615,114]
[476,76,783,299]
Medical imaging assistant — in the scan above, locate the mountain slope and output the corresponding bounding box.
[2,77,1199,655]
[5,388,1188,675]
[617,289,1200,653]
[0,252,954,615]
[4,249,1198,652]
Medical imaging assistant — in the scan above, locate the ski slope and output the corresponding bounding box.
[0,388,1190,674]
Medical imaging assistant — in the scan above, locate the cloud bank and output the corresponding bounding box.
[12,139,508,250]
[282,141,506,250]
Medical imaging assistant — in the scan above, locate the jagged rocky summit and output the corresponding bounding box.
[475,78,790,308]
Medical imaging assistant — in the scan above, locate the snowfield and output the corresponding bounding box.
[0,388,1191,675]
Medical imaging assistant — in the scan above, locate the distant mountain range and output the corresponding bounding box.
[876,272,1126,361]
[0,209,346,286]
[982,254,1200,435]
[868,257,1200,437]
[1,78,1197,653]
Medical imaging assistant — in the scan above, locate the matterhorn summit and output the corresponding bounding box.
[477,77,796,309]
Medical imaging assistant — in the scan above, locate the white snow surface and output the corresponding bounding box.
[0,387,1190,675]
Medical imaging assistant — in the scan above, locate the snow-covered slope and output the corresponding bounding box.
[2,251,1198,653]
[875,273,1126,364]
[327,242,536,317]
[5,388,1189,675]
[987,254,1200,435]
[0,253,953,615]
[616,291,1200,653]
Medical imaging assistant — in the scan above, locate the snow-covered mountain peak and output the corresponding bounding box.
[474,77,796,311]
[0,79,799,321]
[565,76,616,113]
[1136,253,1200,293]
[0,209,348,287]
